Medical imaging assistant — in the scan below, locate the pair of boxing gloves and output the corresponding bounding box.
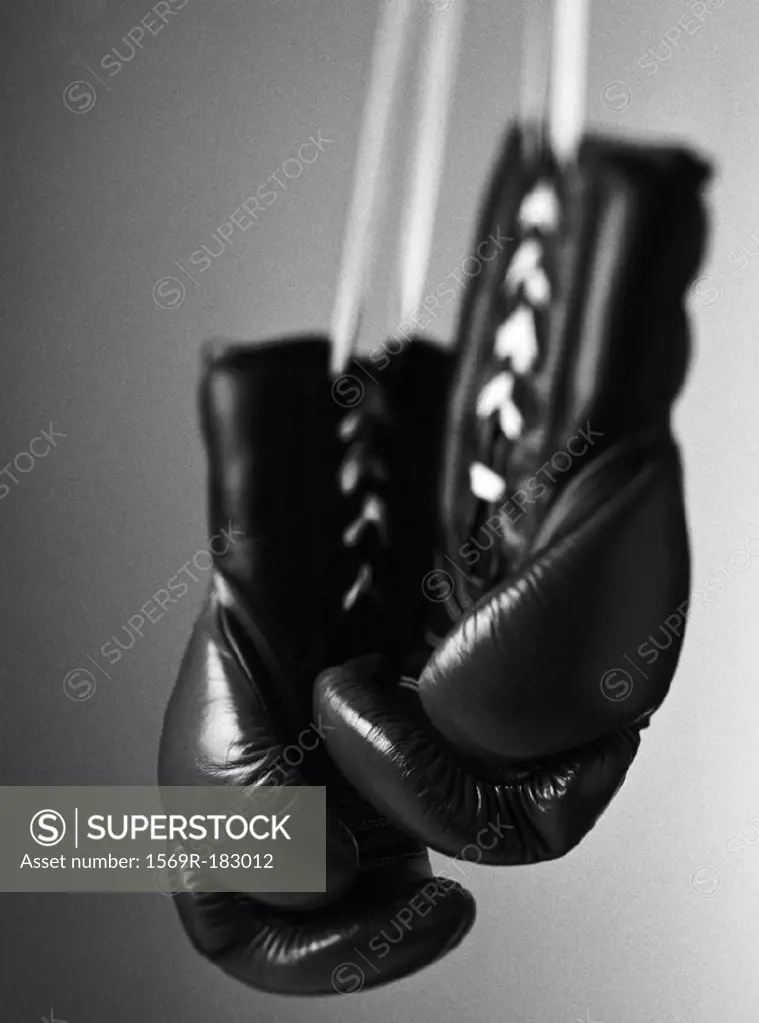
[158,124,710,995]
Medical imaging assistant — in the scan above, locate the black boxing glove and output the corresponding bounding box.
[314,124,710,865]
[158,335,474,995]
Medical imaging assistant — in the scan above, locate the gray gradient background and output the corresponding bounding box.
[2,0,759,1019]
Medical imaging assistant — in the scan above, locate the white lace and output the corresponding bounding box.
[469,181,559,503]
[337,405,389,613]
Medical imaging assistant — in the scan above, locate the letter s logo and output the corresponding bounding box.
[330,374,364,410]
[30,809,66,847]
[63,81,97,114]
[152,276,186,310]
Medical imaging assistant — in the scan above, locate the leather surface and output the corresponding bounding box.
[314,124,710,864]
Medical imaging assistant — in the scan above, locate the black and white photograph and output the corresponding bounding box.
[2,0,758,1019]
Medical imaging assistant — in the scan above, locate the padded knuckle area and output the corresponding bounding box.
[419,450,688,763]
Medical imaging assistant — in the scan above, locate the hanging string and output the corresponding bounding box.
[330,0,590,374]
[330,0,415,375]
[397,1,465,323]
[519,0,551,143]
[548,0,592,162]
